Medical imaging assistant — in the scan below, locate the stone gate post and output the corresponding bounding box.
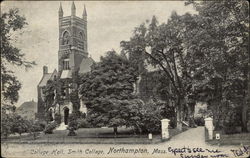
[204,117,214,140]
[161,119,170,140]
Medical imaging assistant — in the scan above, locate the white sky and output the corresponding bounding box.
[2,1,195,107]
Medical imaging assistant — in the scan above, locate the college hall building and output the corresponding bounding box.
[36,2,94,125]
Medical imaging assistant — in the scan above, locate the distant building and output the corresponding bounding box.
[36,2,94,125]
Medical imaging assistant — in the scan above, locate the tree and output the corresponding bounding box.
[11,115,29,136]
[185,0,249,132]
[121,14,199,130]
[1,8,35,105]
[79,51,142,134]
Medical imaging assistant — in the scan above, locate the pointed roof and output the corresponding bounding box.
[71,1,76,16]
[71,1,76,11]
[83,4,87,16]
[59,2,63,13]
[38,69,57,87]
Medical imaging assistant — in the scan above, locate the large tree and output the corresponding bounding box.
[1,8,35,105]
[185,0,249,132]
[79,51,142,134]
[121,14,199,130]
[121,1,249,132]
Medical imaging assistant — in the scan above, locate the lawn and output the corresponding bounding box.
[205,129,250,145]
[2,127,185,144]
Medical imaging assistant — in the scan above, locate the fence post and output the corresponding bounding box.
[161,119,170,140]
[204,117,214,140]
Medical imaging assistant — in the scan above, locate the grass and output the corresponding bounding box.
[205,128,250,146]
[2,127,187,144]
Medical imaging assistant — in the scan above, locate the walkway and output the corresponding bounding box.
[167,126,208,147]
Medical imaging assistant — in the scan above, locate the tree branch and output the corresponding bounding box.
[143,50,180,95]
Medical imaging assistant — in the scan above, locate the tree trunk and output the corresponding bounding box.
[176,108,182,131]
[113,127,118,135]
[176,98,183,131]
[187,102,196,128]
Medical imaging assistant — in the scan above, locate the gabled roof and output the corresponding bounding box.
[38,69,57,87]
[79,57,94,74]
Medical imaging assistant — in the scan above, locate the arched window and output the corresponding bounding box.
[78,32,85,50]
[79,32,84,40]
[62,31,70,45]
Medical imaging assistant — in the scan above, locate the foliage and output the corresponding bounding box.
[137,99,175,133]
[79,51,141,129]
[27,120,44,139]
[1,107,44,139]
[77,118,90,128]
[121,1,249,132]
[44,121,58,134]
[215,101,242,133]
[54,113,61,124]
[11,115,29,135]
[194,117,205,126]
[42,70,81,121]
[120,14,199,129]
[185,1,249,132]
[1,109,30,138]
[139,71,171,102]
[44,110,54,123]
[67,112,79,136]
[1,113,15,138]
[1,8,35,104]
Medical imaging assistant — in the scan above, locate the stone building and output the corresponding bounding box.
[36,2,94,125]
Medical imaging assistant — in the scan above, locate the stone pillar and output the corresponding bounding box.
[204,117,214,140]
[161,119,170,140]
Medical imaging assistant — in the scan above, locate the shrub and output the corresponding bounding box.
[67,112,78,136]
[222,105,242,134]
[44,122,58,134]
[34,120,46,130]
[194,117,205,126]
[54,113,61,124]
[1,113,14,138]
[135,100,175,134]
[44,112,53,123]
[27,120,44,139]
[77,118,90,128]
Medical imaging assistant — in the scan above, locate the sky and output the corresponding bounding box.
[2,1,196,107]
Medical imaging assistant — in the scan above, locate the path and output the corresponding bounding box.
[167,126,208,147]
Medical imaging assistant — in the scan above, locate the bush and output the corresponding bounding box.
[44,122,58,134]
[135,100,175,134]
[54,113,61,124]
[77,118,90,128]
[67,112,78,136]
[34,120,46,130]
[221,105,242,134]
[194,117,205,126]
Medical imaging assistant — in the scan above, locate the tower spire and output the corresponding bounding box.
[71,1,76,16]
[83,4,87,16]
[59,2,63,17]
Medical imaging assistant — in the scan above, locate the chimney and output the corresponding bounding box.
[43,66,48,74]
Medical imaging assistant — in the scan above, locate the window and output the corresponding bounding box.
[79,32,84,40]
[62,31,70,45]
[78,32,85,50]
[63,59,70,70]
